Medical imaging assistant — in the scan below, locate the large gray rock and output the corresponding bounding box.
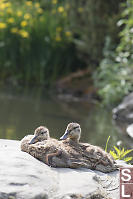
[0,139,121,199]
[113,92,133,125]
[113,92,133,141]
[127,123,133,138]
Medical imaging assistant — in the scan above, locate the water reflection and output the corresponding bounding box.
[0,87,126,149]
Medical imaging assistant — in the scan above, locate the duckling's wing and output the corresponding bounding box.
[20,135,34,152]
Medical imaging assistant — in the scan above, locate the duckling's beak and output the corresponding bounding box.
[60,130,69,140]
[29,135,38,144]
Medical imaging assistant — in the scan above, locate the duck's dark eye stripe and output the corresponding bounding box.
[40,131,47,134]
[73,126,79,130]
[69,126,79,132]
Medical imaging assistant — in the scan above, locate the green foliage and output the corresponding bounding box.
[105,135,110,152]
[105,136,133,163]
[110,146,133,162]
[0,0,122,86]
[94,0,133,106]
[117,0,133,60]
[67,0,121,65]
[94,37,133,106]
[0,0,83,85]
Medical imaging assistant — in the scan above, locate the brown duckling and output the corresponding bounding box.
[60,122,118,172]
[20,126,50,152]
[21,126,65,166]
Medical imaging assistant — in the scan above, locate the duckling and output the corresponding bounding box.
[20,126,49,152]
[60,122,118,172]
[21,126,62,165]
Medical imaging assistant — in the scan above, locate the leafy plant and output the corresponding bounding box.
[105,136,133,163]
[94,0,133,106]
[105,135,110,153]
[94,36,133,106]
[0,0,123,87]
[67,0,121,65]
[0,0,83,86]
[110,146,133,162]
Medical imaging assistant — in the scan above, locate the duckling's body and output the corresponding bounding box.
[21,132,78,168]
[27,139,117,172]
[60,123,118,172]
[21,134,34,152]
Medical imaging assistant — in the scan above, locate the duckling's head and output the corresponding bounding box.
[60,122,81,143]
[29,126,49,144]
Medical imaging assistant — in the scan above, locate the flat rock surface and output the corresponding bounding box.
[0,139,121,199]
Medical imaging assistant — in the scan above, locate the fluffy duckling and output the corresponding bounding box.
[20,126,49,152]
[21,126,63,166]
[60,122,118,172]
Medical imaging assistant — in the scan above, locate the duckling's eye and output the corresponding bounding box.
[40,130,47,135]
[69,126,79,133]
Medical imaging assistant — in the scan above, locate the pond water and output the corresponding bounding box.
[0,86,129,150]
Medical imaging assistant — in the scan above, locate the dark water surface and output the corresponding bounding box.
[0,87,128,150]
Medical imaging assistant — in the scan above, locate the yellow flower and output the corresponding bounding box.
[24,13,31,20]
[58,6,64,13]
[10,27,18,33]
[56,27,62,32]
[7,18,15,24]
[0,3,6,10]
[26,1,32,6]
[65,31,71,37]
[21,21,28,27]
[34,3,40,8]
[19,30,29,38]
[37,8,43,14]
[0,22,7,29]
[5,2,11,7]
[78,7,83,13]
[17,11,22,17]
[52,0,57,4]
[55,35,61,42]
[7,8,13,14]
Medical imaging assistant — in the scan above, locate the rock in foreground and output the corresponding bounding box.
[0,139,121,199]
